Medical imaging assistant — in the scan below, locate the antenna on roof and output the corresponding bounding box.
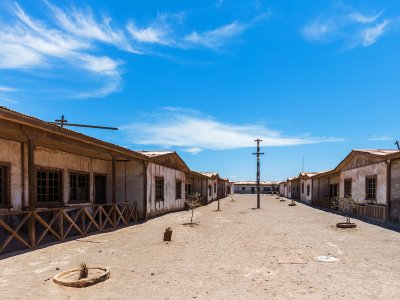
[51,115,118,130]
[302,156,304,172]
[395,140,400,150]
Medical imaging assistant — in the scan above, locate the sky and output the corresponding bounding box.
[1,0,400,182]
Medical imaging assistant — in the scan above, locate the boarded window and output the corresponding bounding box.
[366,176,377,200]
[0,165,9,207]
[307,184,310,197]
[155,177,164,201]
[37,170,62,204]
[69,173,89,203]
[344,179,352,198]
[176,181,182,199]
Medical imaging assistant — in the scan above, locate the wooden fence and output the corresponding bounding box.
[0,202,137,255]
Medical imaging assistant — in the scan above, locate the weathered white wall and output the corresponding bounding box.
[125,160,145,217]
[35,146,111,204]
[146,162,186,217]
[390,160,400,222]
[339,161,388,205]
[0,138,23,211]
[300,179,312,203]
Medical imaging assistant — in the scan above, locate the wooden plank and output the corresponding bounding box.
[0,213,32,253]
[35,211,62,246]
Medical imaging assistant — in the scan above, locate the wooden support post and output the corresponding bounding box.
[112,156,117,227]
[27,138,36,248]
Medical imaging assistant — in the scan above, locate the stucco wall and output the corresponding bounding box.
[390,160,400,222]
[339,161,387,205]
[300,179,312,203]
[146,163,186,217]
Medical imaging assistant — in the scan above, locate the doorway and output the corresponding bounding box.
[94,174,107,204]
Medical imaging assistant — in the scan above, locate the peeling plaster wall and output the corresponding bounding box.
[339,162,387,205]
[0,138,23,211]
[146,163,186,217]
[390,160,400,222]
[125,160,145,217]
[300,179,312,203]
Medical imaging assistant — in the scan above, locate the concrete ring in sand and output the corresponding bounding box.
[53,267,110,288]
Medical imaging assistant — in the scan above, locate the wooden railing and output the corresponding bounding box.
[0,202,137,255]
[365,204,387,222]
[312,197,337,210]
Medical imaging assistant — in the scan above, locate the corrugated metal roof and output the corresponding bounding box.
[136,151,174,158]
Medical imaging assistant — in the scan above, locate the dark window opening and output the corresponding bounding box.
[176,181,182,199]
[155,177,164,201]
[307,184,310,197]
[330,184,339,198]
[213,183,216,193]
[0,165,9,207]
[344,178,352,198]
[366,176,377,200]
[69,173,89,203]
[302,182,305,193]
[37,170,62,204]
[241,187,245,191]
[208,185,212,196]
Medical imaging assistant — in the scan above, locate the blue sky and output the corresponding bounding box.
[1,0,399,181]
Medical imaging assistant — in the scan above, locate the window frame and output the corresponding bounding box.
[0,162,11,208]
[69,171,90,204]
[36,167,63,206]
[306,184,310,197]
[365,175,377,201]
[344,178,352,198]
[301,182,305,193]
[155,177,164,202]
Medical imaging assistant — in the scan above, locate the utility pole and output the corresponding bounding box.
[395,140,400,150]
[252,139,264,209]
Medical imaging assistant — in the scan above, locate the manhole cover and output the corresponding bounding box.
[314,256,339,263]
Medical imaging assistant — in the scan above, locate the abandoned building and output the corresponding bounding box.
[282,149,400,223]
[0,107,231,255]
[234,181,279,194]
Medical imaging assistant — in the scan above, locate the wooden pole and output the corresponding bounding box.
[112,156,117,226]
[27,138,35,247]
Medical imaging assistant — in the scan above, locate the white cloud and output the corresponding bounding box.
[0,86,18,92]
[349,11,383,24]
[369,135,393,141]
[302,21,334,41]
[360,20,390,46]
[122,109,343,153]
[302,7,391,49]
[127,21,169,44]
[184,21,247,48]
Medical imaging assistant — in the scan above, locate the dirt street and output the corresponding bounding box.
[1,195,400,299]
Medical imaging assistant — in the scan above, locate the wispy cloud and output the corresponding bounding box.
[184,21,247,48]
[121,108,343,153]
[369,135,393,141]
[360,20,390,46]
[0,85,19,104]
[0,2,263,99]
[302,6,392,49]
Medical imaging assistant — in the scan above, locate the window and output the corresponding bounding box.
[214,183,217,193]
[302,182,305,193]
[289,185,291,192]
[37,170,62,204]
[241,187,246,191]
[176,181,182,199]
[155,177,164,201]
[344,179,352,198]
[307,184,310,197]
[69,173,89,203]
[330,184,339,198]
[366,176,377,200]
[0,165,9,207]
[208,185,212,196]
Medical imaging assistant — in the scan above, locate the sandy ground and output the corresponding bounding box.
[1,195,400,299]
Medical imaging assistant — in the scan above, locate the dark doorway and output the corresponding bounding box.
[251,187,255,194]
[94,175,107,204]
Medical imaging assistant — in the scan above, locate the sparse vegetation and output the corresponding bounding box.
[185,192,201,224]
[78,263,89,280]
